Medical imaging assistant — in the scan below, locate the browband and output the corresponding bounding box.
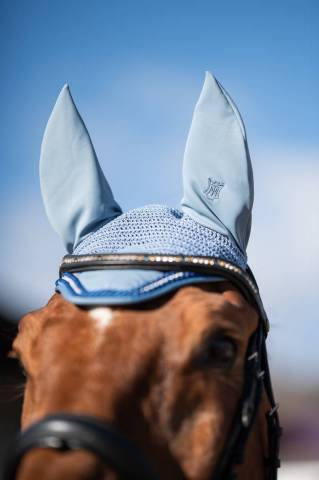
[60,253,270,333]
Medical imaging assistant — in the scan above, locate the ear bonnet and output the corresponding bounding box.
[40,73,254,305]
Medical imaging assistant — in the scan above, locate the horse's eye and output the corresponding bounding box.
[209,337,236,368]
[192,335,237,370]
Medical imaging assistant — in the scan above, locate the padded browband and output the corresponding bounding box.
[60,254,269,333]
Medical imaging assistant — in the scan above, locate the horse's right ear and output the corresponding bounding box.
[40,85,122,253]
[181,72,254,254]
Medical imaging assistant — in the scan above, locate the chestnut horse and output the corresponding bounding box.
[11,282,270,480]
[6,73,281,479]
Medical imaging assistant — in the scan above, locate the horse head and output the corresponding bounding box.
[8,73,281,480]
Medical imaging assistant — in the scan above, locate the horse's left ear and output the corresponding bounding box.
[40,85,122,253]
[181,72,253,254]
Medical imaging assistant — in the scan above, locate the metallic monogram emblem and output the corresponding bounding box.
[203,178,225,200]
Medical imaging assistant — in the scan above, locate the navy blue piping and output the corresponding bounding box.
[55,271,223,304]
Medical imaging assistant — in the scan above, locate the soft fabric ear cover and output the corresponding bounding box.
[181,72,254,253]
[40,85,122,252]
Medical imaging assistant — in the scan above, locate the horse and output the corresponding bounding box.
[5,72,281,480]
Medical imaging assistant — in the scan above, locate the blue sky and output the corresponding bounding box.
[1,1,318,385]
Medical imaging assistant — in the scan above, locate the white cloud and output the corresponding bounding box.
[249,148,319,300]
[248,148,319,384]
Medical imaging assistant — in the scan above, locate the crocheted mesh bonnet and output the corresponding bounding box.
[73,204,246,269]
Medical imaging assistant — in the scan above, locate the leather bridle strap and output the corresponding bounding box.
[262,341,282,480]
[4,414,159,480]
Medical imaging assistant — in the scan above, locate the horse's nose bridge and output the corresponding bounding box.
[38,313,158,425]
[74,320,159,422]
[93,325,162,438]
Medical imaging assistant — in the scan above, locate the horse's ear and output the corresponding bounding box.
[40,85,122,253]
[181,72,253,253]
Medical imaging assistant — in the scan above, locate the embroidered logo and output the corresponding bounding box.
[203,178,225,200]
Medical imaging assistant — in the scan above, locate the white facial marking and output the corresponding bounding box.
[89,308,113,329]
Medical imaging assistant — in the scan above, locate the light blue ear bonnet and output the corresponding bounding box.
[40,72,254,305]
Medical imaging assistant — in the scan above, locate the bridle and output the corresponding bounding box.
[4,254,282,480]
